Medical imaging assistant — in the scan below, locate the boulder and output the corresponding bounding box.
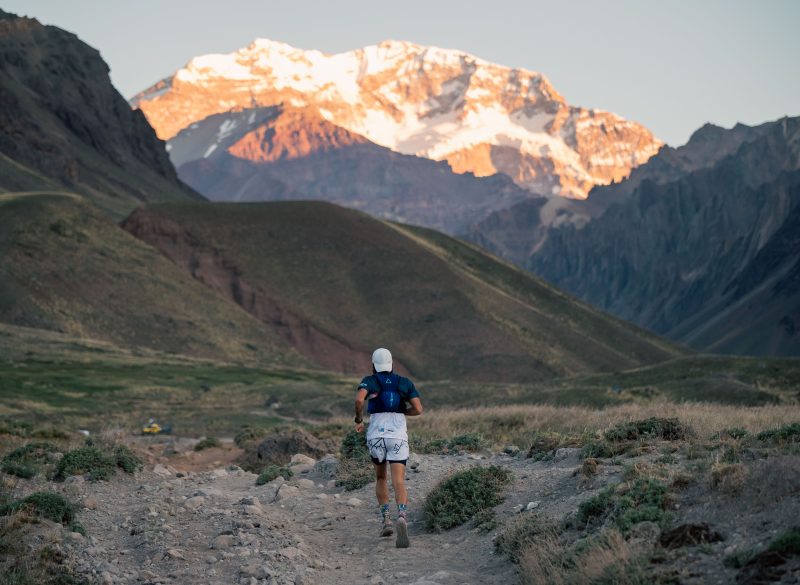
[255,429,335,466]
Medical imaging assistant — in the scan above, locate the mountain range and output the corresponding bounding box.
[131,38,661,200]
[0,9,683,380]
[520,117,800,355]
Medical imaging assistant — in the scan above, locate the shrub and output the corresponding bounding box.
[723,548,757,569]
[53,443,141,481]
[1,442,59,479]
[715,428,749,440]
[0,420,33,437]
[582,440,626,459]
[605,418,689,442]
[1,462,36,479]
[113,445,142,474]
[614,478,670,533]
[234,426,269,447]
[576,478,670,533]
[577,485,616,525]
[0,492,76,525]
[194,437,222,451]
[423,466,512,532]
[255,465,293,485]
[416,433,487,454]
[756,422,800,444]
[54,447,116,482]
[767,527,800,556]
[339,427,370,462]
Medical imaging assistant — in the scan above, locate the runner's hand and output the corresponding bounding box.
[355,422,364,433]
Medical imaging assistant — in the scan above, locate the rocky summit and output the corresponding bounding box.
[131,39,662,199]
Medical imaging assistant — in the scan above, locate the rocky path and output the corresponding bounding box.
[57,448,608,585]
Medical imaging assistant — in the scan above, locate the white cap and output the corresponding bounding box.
[372,347,393,372]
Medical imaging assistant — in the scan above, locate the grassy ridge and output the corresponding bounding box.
[0,194,306,366]
[128,201,683,382]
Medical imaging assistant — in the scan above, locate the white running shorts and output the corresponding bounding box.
[367,437,409,464]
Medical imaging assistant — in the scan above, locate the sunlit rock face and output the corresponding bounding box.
[132,39,662,199]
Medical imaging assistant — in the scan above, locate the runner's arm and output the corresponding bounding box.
[404,397,423,416]
[354,388,368,432]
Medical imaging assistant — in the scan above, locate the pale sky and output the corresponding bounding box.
[4,0,799,145]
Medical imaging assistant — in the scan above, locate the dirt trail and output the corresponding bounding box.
[56,447,603,585]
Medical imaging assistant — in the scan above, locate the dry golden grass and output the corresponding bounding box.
[518,529,649,585]
[402,403,800,446]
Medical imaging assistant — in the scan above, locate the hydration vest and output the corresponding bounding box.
[366,372,404,414]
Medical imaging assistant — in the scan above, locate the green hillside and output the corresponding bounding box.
[122,201,685,382]
[0,193,306,367]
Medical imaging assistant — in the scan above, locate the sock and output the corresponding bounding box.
[380,503,390,520]
[397,503,407,518]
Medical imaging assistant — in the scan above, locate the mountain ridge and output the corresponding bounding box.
[131,38,662,199]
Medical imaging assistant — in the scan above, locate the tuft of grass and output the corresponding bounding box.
[255,465,293,485]
[605,417,689,442]
[495,513,554,563]
[756,422,800,444]
[709,463,747,494]
[423,466,512,532]
[194,437,222,451]
[335,457,373,491]
[723,548,757,569]
[0,492,77,525]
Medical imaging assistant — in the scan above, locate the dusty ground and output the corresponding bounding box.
[5,438,800,585]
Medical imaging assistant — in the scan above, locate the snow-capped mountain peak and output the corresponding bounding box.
[132,39,662,198]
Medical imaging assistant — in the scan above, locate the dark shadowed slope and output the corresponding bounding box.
[122,201,684,382]
[529,117,800,356]
[0,10,201,217]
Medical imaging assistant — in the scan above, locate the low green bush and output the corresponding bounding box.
[417,433,487,454]
[577,485,616,525]
[1,442,59,479]
[1,462,37,479]
[767,527,800,556]
[113,445,142,474]
[577,478,670,534]
[339,427,370,462]
[194,437,222,451]
[615,478,670,533]
[756,422,800,444]
[54,444,141,482]
[582,440,627,459]
[423,466,512,532]
[255,465,293,485]
[54,447,116,481]
[605,418,689,442]
[0,492,76,525]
